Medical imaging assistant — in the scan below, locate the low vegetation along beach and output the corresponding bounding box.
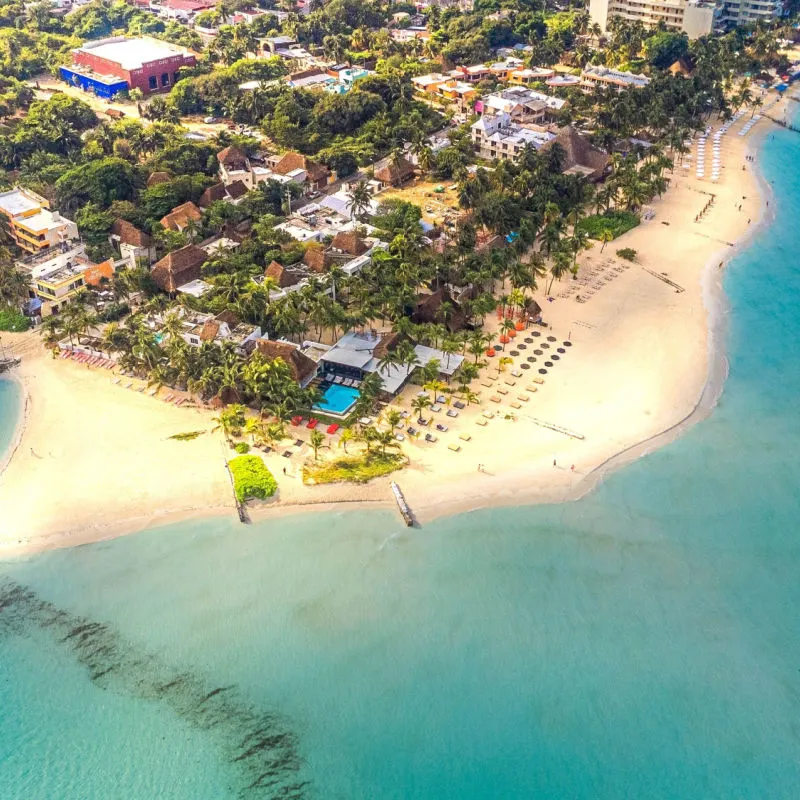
[0,12,795,555]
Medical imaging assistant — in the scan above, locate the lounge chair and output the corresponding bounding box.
[496,387,509,396]
[453,401,466,410]
[164,394,174,402]
[282,450,293,458]
[326,423,340,435]
[476,418,488,427]
[459,433,472,442]
[436,395,447,404]
[510,402,522,410]
[446,409,458,418]
[400,410,410,418]
[518,394,529,402]
[448,443,461,452]
[425,433,438,443]
[490,395,501,403]
[294,439,304,448]
[334,375,343,384]
[430,404,442,413]
[525,386,539,393]
[480,380,493,388]
[482,411,494,419]
[435,423,448,432]
[533,378,544,385]
[291,416,303,426]
[112,377,121,385]
[504,379,516,387]
[395,433,405,441]
[175,398,185,407]
[418,417,430,426]
[325,373,334,382]
[124,382,133,389]
[407,426,418,436]
[307,418,319,429]
[511,370,522,378]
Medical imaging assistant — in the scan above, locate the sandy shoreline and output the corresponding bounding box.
[0,108,781,558]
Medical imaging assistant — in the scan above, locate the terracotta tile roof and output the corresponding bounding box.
[254,339,317,384]
[217,146,249,170]
[373,155,415,186]
[373,331,401,360]
[110,218,152,248]
[160,201,202,231]
[330,231,368,256]
[151,244,207,293]
[265,260,303,288]
[541,126,609,179]
[199,183,227,208]
[273,151,329,183]
[226,180,248,200]
[412,289,468,332]
[147,171,171,187]
[216,309,240,326]
[200,320,221,342]
[302,245,331,272]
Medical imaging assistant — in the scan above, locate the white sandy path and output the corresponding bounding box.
[0,111,772,554]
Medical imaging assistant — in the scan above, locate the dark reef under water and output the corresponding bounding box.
[0,579,310,799]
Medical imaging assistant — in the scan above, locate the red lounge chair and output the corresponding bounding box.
[307,418,319,429]
[291,416,303,426]
[326,423,340,435]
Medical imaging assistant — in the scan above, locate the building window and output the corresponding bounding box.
[161,72,170,87]
[148,76,157,90]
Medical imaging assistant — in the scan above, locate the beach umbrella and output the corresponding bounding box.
[486,348,496,357]
[508,329,517,338]
[515,321,525,331]
[499,335,510,343]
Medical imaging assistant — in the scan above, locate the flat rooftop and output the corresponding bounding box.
[76,37,189,70]
[0,188,42,217]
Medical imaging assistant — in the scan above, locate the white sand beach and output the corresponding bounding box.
[0,111,773,555]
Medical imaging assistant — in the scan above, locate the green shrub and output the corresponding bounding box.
[97,302,130,322]
[579,211,640,240]
[0,307,30,332]
[616,248,638,262]
[234,441,250,454]
[229,455,277,502]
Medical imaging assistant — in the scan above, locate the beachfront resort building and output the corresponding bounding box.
[580,66,651,91]
[59,36,196,98]
[471,113,557,161]
[477,87,567,124]
[718,0,784,25]
[14,242,117,317]
[589,0,719,37]
[0,188,78,254]
[318,330,465,403]
[109,219,156,267]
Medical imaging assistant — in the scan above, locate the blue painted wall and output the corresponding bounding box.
[59,67,128,99]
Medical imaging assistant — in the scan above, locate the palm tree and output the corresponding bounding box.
[411,395,431,422]
[598,229,614,252]
[347,179,373,222]
[338,427,354,454]
[309,429,325,461]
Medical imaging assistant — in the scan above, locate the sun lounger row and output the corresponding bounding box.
[62,350,116,369]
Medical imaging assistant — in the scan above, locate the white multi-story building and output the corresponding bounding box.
[719,0,783,26]
[589,0,721,38]
[471,113,556,162]
[580,66,650,91]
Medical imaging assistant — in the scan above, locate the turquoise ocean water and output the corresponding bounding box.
[0,376,21,461]
[2,124,800,798]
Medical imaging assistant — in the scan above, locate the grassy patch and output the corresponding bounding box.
[168,430,205,441]
[303,452,406,485]
[229,455,278,502]
[616,247,638,262]
[579,211,640,240]
[0,307,30,332]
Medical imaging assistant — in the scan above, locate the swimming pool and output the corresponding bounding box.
[314,384,360,416]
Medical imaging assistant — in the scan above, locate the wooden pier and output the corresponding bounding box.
[391,482,416,527]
